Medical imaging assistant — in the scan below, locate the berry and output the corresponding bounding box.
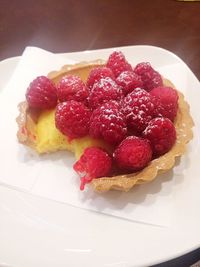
[90,101,127,145]
[113,136,152,171]
[86,67,115,89]
[73,147,112,190]
[150,86,179,121]
[57,75,88,103]
[55,100,91,139]
[122,88,158,135]
[116,71,143,95]
[88,77,123,110]
[106,51,132,78]
[26,76,57,109]
[142,117,176,157]
[134,62,163,91]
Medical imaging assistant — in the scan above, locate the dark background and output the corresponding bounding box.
[0,0,200,79]
[0,0,199,265]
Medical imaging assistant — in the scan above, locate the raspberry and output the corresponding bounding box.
[55,100,91,139]
[106,51,132,78]
[142,117,176,157]
[57,75,88,104]
[86,67,115,89]
[73,147,112,190]
[150,86,179,121]
[90,101,127,145]
[26,76,57,109]
[88,77,123,110]
[113,136,152,171]
[122,88,158,135]
[116,71,143,95]
[134,62,163,91]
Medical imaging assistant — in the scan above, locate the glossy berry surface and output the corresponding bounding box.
[113,136,152,171]
[122,88,158,135]
[142,117,176,157]
[90,101,127,145]
[150,86,179,121]
[57,75,89,104]
[26,76,57,109]
[116,71,143,95]
[134,62,163,91]
[73,147,112,190]
[106,51,132,78]
[86,67,115,89]
[88,77,123,110]
[55,100,91,139]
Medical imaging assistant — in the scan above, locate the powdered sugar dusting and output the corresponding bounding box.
[122,88,157,134]
[88,77,123,109]
[90,101,127,144]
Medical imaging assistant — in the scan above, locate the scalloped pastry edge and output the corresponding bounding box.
[16,61,194,192]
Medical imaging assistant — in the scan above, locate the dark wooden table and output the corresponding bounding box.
[0,0,200,265]
[0,0,200,79]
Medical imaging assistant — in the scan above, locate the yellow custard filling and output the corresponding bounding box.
[35,109,112,159]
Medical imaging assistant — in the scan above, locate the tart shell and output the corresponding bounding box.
[16,61,194,192]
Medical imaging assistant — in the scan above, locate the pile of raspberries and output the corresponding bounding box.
[26,51,178,190]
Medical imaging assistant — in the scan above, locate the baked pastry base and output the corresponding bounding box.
[16,61,194,192]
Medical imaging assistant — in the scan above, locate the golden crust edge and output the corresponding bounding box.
[48,59,105,80]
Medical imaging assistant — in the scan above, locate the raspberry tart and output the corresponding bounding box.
[16,52,194,192]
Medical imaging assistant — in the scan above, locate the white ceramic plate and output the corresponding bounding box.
[0,46,200,267]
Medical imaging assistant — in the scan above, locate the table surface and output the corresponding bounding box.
[0,0,200,79]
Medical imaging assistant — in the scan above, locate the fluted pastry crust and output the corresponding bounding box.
[16,61,194,192]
